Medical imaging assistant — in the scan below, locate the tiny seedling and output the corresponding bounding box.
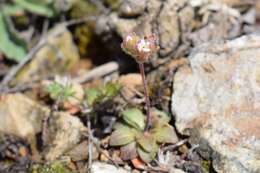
[44,76,76,146]
[109,108,178,163]
[84,82,121,107]
[45,76,75,108]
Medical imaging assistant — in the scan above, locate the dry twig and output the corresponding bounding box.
[162,139,188,152]
[73,61,119,84]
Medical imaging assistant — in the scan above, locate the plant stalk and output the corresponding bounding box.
[138,62,151,131]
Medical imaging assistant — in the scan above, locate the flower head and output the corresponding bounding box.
[121,32,159,63]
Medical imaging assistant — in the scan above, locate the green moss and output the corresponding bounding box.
[201,160,210,172]
[31,162,73,173]
[13,15,30,27]
[104,0,121,10]
[69,0,100,57]
[201,159,218,173]
[70,0,98,19]
[74,24,94,56]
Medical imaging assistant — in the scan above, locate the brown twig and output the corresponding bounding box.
[87,113,93,171]
[0,39,46,88]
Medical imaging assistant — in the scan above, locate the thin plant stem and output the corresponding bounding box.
[87,118,93,172]
[82,103,93,172]
[138,62,151,131]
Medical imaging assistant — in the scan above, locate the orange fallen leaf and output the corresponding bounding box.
[131,158,146,170]
[63,102,81,114]
[19,146,28,157]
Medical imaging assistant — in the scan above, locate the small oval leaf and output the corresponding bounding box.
[137,146,156,163]
[109,127,135,146]
[137,133,157,152]
[122,108,145,130]
[120,142,137,160]
[0,12,26,62]
[152,124,178,144]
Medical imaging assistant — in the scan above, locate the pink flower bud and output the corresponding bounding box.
[121,32,159,63]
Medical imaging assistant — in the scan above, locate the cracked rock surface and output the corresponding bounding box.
[95,0,256,66]
[171,34,260,173]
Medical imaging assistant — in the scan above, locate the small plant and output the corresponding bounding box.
[84,82,121,107]
[109,32,178,163]
[121,32,159,131]
[45,76,75,108]
[109,108,177,163]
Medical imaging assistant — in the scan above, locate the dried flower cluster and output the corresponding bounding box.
[121,32,159,63]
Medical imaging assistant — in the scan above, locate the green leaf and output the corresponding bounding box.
[152,124,178,144]
[120,142,137,160]
[113,122,131,130]
[45,81,75,102]
[109,126,135,146]
[46,82,63,99]
[137,146,156,163]
[85,88,102,106]
[14,0,55,17]
[62,85,75,101]
[101,82,121,98]
[2,5,25,16]
[0,12,26,62]
[137,133,157,152]
[122,108,145,130]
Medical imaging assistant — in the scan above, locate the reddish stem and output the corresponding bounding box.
[138,62,151,131]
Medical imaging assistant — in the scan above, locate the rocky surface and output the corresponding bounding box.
[171,34,260,173]
[95,0,256,66]
[15,25,79,84]
[0,93,86,161]
[0,94,49,140]
[44,111,86,161]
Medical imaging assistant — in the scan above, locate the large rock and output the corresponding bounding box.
[0,94,49,139]
[171,34,260,173]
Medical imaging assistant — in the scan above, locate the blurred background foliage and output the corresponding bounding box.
[0,0,104,62]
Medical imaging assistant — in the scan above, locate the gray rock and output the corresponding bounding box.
[157,0,181,56]
[95,0,254,65]
[44,111,86,161]
[118,0,146,17]
[171,34,260,173]
[170,168,187,173]
[91,162,130,173]
[0,93,87,161]
[0,94,49,139]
